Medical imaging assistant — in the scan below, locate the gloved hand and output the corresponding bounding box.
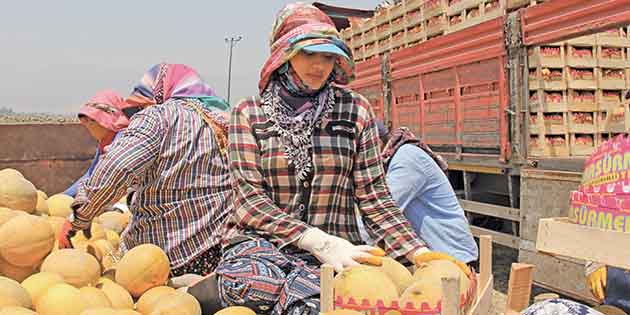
[297,228,385,272]
[58,219,92,249]
[586,265,607,302]
[411,249,472,277]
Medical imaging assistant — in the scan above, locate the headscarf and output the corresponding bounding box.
[381,127,449,172]
[125,63,228,112]
[125,63,230,154]
[258,2,354,93]
[78,90,129,151]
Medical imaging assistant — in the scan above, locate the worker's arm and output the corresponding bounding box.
[63,149,100,197]
[70,107,163,230]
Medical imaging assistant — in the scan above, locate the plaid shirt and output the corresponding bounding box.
[73,99,232,268]
[225,86,425,259]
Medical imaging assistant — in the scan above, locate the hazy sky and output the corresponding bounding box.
[0,1,379,114]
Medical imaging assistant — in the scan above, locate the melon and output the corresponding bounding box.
[321,310,365,315]
[80,309,118,315]
[0,169,24,179]
[148,291,201,315]
[402,260,470,309]
[0,215,54,267]
[0,306,38,315]
[86,240,116,264]
[0,175,37,213]
[0,208,21,227]
[135,286,176,315]
[21,272,65,305]
[0,254,37,282]
[97,212,129,234]
[378,257,414,295]
[35,191,49,216]
[0,276,32,309]
[114,244,170,298]
[116,311,142,315]
[105,230,120,250]
[214,306,257,315]
[71,223,107,250]
[40,249,101,288]
[80,286,113,309]
[36,283,89,315]
[97,280,134,310]
[333,265,399,305]
[46,194,74,218]
[46,216,66,238]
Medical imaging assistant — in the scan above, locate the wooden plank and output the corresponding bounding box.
[471,226,520,248]
[460,199,521,221]
[537,218,630,270]
[520,168,583,182]
[441,277,461,315]
[469,275,493,315]
[320,264,334,313]
[505,263,535,312]
[479,235,492,290]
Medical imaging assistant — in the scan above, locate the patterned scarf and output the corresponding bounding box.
[381,127,449,172]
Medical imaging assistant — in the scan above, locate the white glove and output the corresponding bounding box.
[297,228,384,272]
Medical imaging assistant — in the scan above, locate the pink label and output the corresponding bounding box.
[570,190,630,232]
[580,134,630,195]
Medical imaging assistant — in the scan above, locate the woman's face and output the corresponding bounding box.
[289,50,336,90]
[79,116,110,141]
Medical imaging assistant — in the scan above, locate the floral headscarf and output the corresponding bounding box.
[258,2,354,93]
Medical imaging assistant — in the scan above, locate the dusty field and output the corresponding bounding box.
[0,112,77,123]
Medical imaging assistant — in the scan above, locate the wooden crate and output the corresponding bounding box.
[423,0,448,18]
[376,22,392,40]
[544,135,570,157]
[364,42,379,59]
[537,218,630,270]
[529,67,566,90]
[405,24,427,45]
[374,8,390,27]
[353,47,365,62]
[569,133,596,156]
[596,27,630,47]
[529,90,567,112]
[567,89,598,111]
[320,236,494,315]
[528,45,565,68]
[542,112,568,134]
[391,30,407,49]
[566,45,596,68]
[364,28,378,46]
[598,68,626,90]
[600,103,630,133]
[425,14,448,37]
[567,67,597,89]
[596,46,628,68]
[378,38,392,54]
[627,68,630,89]
[405,0,424,11]
[446,0,483,16]
[528,135,545,156]
[567,34,597,46]
[389,1,406,20]
[598,89,624,111]
[568,112,596,133]
[405,7,423,29]
[391,15,406,33]
[529,113,541,134]
[447,0,505,34]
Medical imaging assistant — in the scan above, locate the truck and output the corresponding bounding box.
[317,0,630,303]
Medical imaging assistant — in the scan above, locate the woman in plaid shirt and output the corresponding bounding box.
[188,3,471,315]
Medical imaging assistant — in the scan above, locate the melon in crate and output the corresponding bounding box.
[40,249,101,288]
[135,286,176,315]
[377,257,414,295]
[214,306,257,315]
[21,272,65,305]
[96,279,134,310]
[114,244,170,298]
[0,214,55,267]
[148,291,202,315]
[46,194,74,218]
[36,283,89,315]
[0,175,37,214]
[333,265,399,305]
[35,190,49,216]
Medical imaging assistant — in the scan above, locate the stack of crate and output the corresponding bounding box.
[446,0,506,34]
[528,27,630,158]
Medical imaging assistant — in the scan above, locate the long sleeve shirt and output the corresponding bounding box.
[72,99,232,268]
[63,149,100,197]
[224,87,425,259]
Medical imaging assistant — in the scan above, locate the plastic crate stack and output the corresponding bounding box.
[528,27,630,158]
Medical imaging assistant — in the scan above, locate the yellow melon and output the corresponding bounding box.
[80,286,113,309]
[116,311,142,315]
[321,310,365,315]
[46,216,65,238]
[40,249,101,288]
[0,169,24,179]
[97,280,134,310]
[0,295,21,308]
[402,260,470,309]
[114,244,170,298]
[46,194,74,218]
[21,272,65,305]
[97,212,129,234]
[148,291,201,315]
[36,283,89,315]
[0,306,38,315]
[71,223,107,250]
[214,306,257,315]
[0,208,21,228]
[135,286,176,315]
[0,276,32,309]
[378,257,414,295]
[0,254,37,282]
[0,215,54,267]
[86,240,115,264]
[80,309,118,315]
[35,191,49,216]
[333,265,399,306]
[0,176,37,213]
[105,230,120,250]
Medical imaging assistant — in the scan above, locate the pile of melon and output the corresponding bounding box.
[333,257,477,313]
[0,168,200,315]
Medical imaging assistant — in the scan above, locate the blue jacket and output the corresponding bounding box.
[63,148,101,197]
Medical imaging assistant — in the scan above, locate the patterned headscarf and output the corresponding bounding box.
[381,127,449,172]
[258,2,354,93]
[78,90,129,133]
[125,63,228,112]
